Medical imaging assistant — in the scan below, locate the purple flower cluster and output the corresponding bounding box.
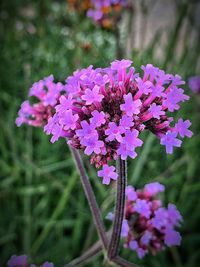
[108,182,183,258]
[16,75,65,127]
[7,255,53,267]
[16,60,192,185]
[188,75,200,94]
[43,60,192,184]
[87,0,128,27]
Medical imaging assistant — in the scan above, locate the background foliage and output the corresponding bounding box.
[0,0,200,266]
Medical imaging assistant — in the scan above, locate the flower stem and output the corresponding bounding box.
[64,231,112,267]
[107,157,127,260]
[70,147,108,250]
[64,241,102,267]
[113,256,141,267]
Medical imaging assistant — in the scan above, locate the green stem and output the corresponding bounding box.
[107,158,127,260]
[70,147,108,250]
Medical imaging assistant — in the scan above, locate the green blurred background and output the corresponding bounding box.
[0,0,200,266]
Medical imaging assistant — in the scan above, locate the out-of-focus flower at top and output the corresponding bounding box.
[107,182,183,258]
[67,0,92,13]
[87,0,130,29]
[66,0,131,29]
[16,60,192,185]
[188,75,200,94]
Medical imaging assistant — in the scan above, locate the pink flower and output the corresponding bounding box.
[108,182,183,258]
[135,77,152,97]
[144,182,165,196]
[129,241,148,258]
[167,204,183,226]
[120,93,142,116]
[81,85,104,105]
[111,59,132,70]
[188,75,200,93]
[105,122,125,142]
[81,134,104,155]
[90,110,106,127]
[141,231,152,245]
[122,129,143,149]
[175,118,193,138]
[121,219,129,237]
[151,208,168,230]
[160,131,182,154]
[163,87,189,112]
[98,164,118,185]
[126,185,137,201]
[76,120,97,138]
[86,1,129,27]
[7,255,28,267]
[149,103,165,119]
[134,199,151,219]
[7,255,54,267]
[55,95,74,113]
[117,143,137,160]
[129,240,138,250]
[151,84,165,97]
[49,123,63,143]
[164,228,181,246]
[119,115,134,129]
[59,110,79,130]
[16,76,65,128]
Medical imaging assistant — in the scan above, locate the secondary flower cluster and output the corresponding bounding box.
[16,75,65,127]
[67,0,129,29]
[107,182,183,258]
[7,255,53,267]
[87,0,129,28]
[67,0,92,14]
[188,75,200,94]
[16,59,192,185]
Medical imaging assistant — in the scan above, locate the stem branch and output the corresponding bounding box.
[113,256,141,267]
[107,157,127,260]
[70,147,108,250]
[64,241,101,267]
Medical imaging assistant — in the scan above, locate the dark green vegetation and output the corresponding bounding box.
[0,1,200,266]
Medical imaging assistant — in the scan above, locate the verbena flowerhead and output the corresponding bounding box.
[44,59,192,184]
[188,75,200,94]
[87,0,129,29]
[67,0,92,14]
[7,255,54,267]
[16,75,65,127]
[108,182,183,258]
[7,255,28,267]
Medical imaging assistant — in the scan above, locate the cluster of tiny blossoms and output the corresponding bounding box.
[7,255,53,267]
[42,59,192,185]
[108,182,182,258]
[16,75,65,127]
[87,0,129,28]
[188,75,200,94]
[16,60,192,185]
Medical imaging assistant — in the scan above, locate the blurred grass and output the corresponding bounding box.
[0,0,200,266]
